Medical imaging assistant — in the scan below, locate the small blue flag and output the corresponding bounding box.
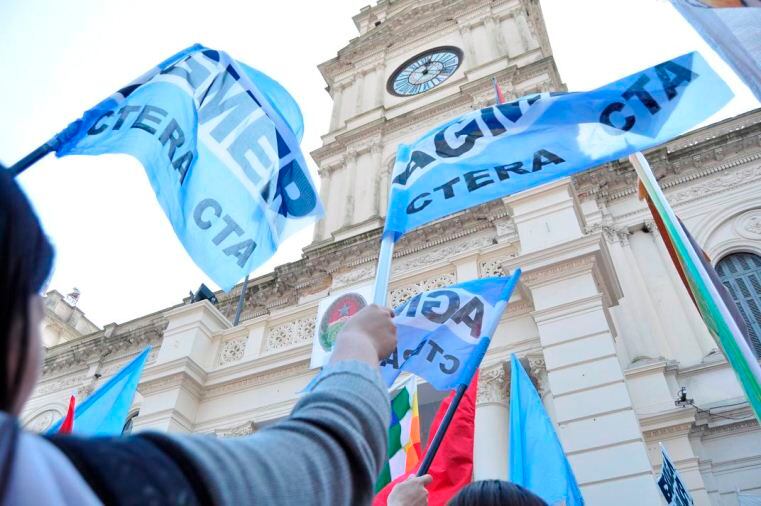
[53,44,323,290]
[509,354,584,506]
[381,273,520,390]
[384,51,732,239]
[48,347,151,436]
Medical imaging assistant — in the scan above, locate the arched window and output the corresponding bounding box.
[122,411,139,435]
[716,252,761,357]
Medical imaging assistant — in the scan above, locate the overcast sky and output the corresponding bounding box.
[1,0,758,326]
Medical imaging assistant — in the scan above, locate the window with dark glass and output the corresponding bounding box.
[716,252,761,358]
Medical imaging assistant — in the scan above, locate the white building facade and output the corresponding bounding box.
[23,1,761,504]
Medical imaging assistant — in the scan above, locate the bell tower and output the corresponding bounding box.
[311,0,564,244]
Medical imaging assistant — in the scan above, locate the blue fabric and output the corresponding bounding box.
[380,273,520,390]
[509,354,584,506]
[54,44,321,290]
[47,347,151,436]
[384,52,732,239]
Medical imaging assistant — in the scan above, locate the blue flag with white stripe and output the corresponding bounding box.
[381,272,520,390]
[384,51,731,239]
[53,44,322,290]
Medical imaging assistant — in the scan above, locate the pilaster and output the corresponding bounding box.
[475,363,510,481]
[133,301,229,432]
[510,182,661,504]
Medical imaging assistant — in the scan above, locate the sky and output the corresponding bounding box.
[1,0,758,327]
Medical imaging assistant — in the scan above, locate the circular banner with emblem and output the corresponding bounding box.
[318,293,367,352]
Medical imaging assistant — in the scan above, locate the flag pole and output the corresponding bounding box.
[416,300,508,476]
[9,141,56,177]
[630,151,761,422]
[417,269,521,475]
[416,79,513,475]
[372,234,395,306]
[232,275,250,326]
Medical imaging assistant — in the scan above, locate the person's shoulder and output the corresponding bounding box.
[7,429,102,505]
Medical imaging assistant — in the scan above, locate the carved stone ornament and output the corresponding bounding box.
[736,209,761,240]
[214,420,256,438]
[25,410,59,433]
[389,272,456,308]
[217,336,248,367]
[334,263,377,288]
[264,315,317,352]
[526,354,549,396]
[476,365,509,405]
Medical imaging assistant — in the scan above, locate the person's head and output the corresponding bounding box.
[448,480,548,506]
[0,170,54,415]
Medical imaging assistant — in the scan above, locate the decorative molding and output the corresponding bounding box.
[526,353,549,396]
[479,252,519,278]
[217,336,248,367]
[205,363,309,397]
[477,364,509,405]
[214,420,256,438]
[24,409,59,433]
[333,262,377,288]
[389,272,457,308]
[264,316,317,352]
[34,373,89,396]
[643,422,695,441]
[735,209,761,240]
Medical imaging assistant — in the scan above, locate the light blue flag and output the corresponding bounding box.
[53,44,323,290]
[380,272,520,390]
[384,52,732,239]
[509,354,584,506]
[48,347,151,436]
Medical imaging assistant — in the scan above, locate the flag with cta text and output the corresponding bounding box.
[380,272,520,390]
[375,376,422,492]
[383,52,732,239]
[53,44,322,291]
[48,347,151,436]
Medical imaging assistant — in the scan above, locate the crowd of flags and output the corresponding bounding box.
[11,0,761,502]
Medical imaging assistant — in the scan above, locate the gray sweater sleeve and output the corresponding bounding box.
[147,361,390,506]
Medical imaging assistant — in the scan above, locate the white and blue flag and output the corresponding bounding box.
[53,44,322,290]
[381,272,521,390]
[384,52,732,239]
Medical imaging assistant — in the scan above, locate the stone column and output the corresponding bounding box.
[508,180,661,504]
[474,363,510,481]
[485,15,508,59]
[329,83,345,131]
[458,23,476,69]
[370,143,383,218]
[355,71,366,116]
[374,63,386,109]
[614,230,671,361]
[314,166,333,241]
[134,301,229,433]
[343,150,358,229]
[645,221,717,358]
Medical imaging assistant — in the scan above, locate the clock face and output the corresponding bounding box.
[387,46,463,97]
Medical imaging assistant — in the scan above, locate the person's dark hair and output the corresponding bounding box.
[0,170,54,412]
[448,480,548,506]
